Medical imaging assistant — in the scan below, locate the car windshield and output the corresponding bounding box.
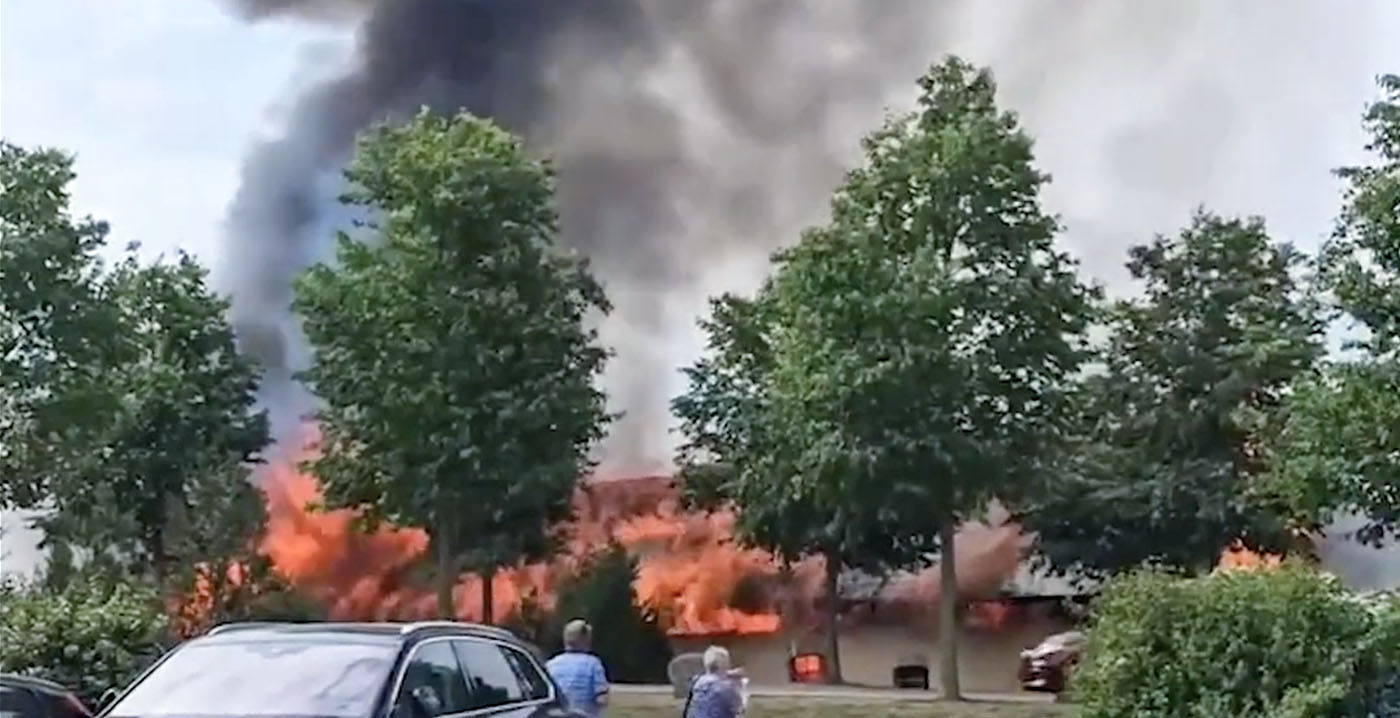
[108,639,397,718]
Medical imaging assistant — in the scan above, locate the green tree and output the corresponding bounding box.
[533,544,672,683]
[70,255,269,582]
[1027,212,1324,577]
[1,143,271,588]
[294,109,612,623]
[1266,75,1400,541]
[0,143,118,510]
[675,57,1097,697]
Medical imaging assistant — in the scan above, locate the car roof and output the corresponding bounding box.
[196,621,526,647]
[0,673,74,695]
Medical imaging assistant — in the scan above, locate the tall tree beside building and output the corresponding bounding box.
[675,57,1097,698]
[1026,212,1324,577]
[294,109,613,622]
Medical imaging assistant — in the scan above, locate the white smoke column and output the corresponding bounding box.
[202,1,1400,580]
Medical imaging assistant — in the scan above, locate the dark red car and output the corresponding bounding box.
[0,675,91,718]
[1017,630,1085,696]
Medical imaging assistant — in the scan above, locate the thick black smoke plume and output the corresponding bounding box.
[217,0,1389,484]
[218,0,945,473]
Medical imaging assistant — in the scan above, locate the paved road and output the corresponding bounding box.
[612,683,1054,704]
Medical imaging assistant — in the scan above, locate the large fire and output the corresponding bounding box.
[255,428,1026,636]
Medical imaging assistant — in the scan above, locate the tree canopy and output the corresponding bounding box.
[0,143,271,587]
[1027,211,1324,577]
[675,57,1098,694]
[1265,75,1400,543]
[293,108,613,622]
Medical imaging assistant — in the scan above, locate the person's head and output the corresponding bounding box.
[562,619,593,651]
[702,645,732,674]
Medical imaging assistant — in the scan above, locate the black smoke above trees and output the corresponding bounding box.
[214,0,1387,484]
[215,0,945,472]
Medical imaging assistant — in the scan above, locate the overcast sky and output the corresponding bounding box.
[3,1,1400,582]
[1,0,347,267]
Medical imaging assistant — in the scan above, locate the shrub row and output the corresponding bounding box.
[0,579,169,702]
[1074,565,1400,718]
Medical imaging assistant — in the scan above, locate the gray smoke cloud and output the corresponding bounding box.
[208,0,1400,581]
[219,0,964,473]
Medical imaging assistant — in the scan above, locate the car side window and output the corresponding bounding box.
[451,640,523,710]
[395,641,471,717]
[0,687,44,718]
[500,646,550,701]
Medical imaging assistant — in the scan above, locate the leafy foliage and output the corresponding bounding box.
[1028,212,1323,577]
[1322,74,1400,357]
[1073,567,1392,718]
[1267,75,1400,542]
[674,57,1097,691]
[0,142,272,586]
[0,143,119,510]
[1266,362,1400,543]
[519,544,672,684]
[0,578,170,703]
[293,109,612,620]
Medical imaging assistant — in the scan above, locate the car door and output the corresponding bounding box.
[451,639,571,718]
[0,686,46,718]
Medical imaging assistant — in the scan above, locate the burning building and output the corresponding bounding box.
[254,429,1086,691]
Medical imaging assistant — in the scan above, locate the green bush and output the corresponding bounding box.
[1072,565,1389,718]
[508,543,673,683]
[0,578,170,702]
[1343,593,1400,716]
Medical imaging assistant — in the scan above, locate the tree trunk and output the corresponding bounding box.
[938,523,962,701]
[434,532,455,620]
[823,550,844,685]
[147,524,169,588]
[481,567,496,625]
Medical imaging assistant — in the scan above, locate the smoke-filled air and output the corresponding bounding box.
[219,0,1391,475]
[9,0,1400,707]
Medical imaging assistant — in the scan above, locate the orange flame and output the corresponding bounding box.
[257,428,782,634]
[254,426,1030,636]
[170,562,246,637]
[1215,542,1283,573]
[965,599,1017,631]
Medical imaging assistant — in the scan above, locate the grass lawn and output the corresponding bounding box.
[610,691,1075,717]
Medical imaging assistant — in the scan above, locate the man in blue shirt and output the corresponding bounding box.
[545,619,610,717]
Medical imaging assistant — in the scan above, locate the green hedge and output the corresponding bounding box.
[0,579,170,702]
[1074,565,1399,718]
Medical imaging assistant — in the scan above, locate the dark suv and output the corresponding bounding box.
[0,675,91,718]
[98,622,578,718]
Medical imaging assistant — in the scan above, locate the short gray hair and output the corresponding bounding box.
[702,645,731,673]
[562,619,592,650]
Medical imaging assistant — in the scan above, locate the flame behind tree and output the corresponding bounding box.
[0,143,272,590]
[674,58,1098,696]
[258,442,791,634]
[1025,211,1324,580]
[291,110,613,622]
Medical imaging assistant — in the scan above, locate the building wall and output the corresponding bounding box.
[670,613,1073,693]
